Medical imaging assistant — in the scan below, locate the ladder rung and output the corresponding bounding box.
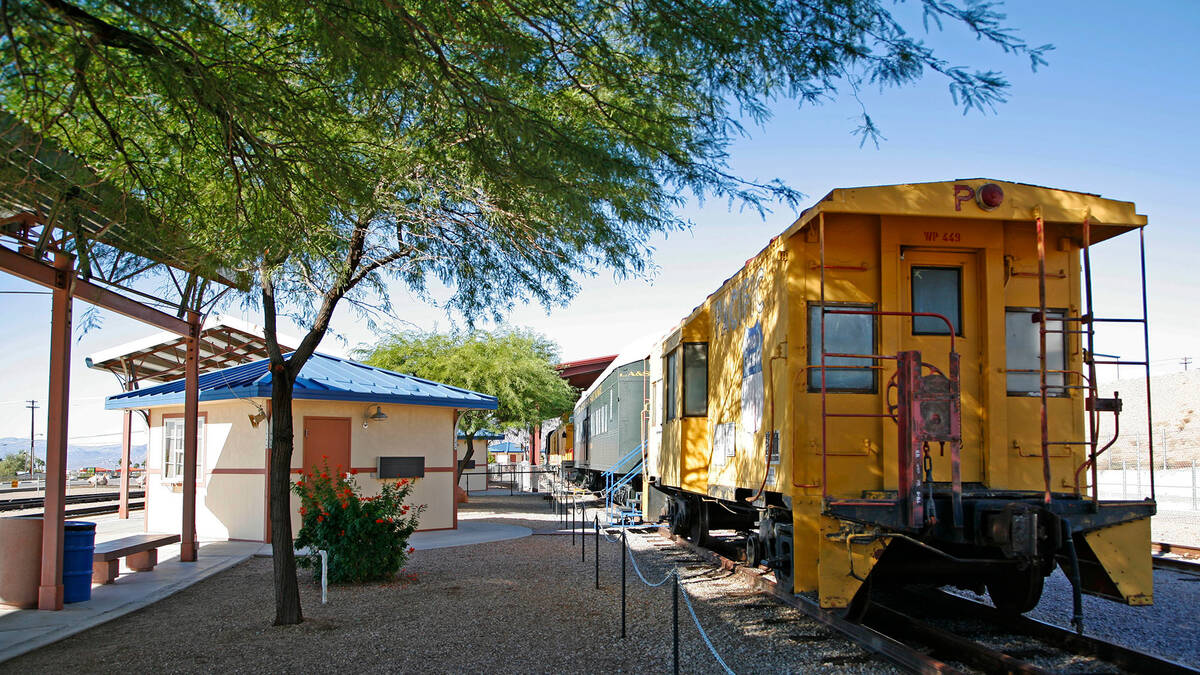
[1091,317,1146,324]
[1091,359,1148,366]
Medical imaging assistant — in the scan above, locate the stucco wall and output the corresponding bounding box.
[290,400,457,532]
[143,397,460,542]
[145,399,267,541]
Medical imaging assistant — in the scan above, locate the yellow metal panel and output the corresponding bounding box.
[791,497,822,593]
[679,417,710,493]
[783,179,1146,243]
[817,515,891,609]
[1083,518,1153,606]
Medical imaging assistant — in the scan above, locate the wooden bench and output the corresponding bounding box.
[92,534,182,584]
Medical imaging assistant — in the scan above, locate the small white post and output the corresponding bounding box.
[319,549,328,604]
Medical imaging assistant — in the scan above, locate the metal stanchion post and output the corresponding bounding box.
[571,499,576,545]
[510,468,514,496]
[581,504,587,562]
[621,529,627,639]
[672,571,680,675]
[594,517,599,590]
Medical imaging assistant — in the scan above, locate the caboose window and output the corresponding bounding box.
[1005,308,1067,396]
[682,343,708,417]
[664,348,679,420]
[807,303,876,393]
[911,266,962,335]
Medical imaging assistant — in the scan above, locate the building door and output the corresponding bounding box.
[900,250,984,483]
[302,417,352,476]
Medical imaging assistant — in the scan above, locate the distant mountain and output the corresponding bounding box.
[0,437,148,470]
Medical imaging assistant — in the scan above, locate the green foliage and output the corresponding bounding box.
[0,451,42,478]
[291,462,423,584]
[359,327,577,438]
[2,0,1050,325]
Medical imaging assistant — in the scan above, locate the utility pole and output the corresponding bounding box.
[25,400,38,476]
[1182,356,1192,371]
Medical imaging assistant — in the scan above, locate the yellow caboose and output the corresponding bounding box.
[650,179,1154,618]
[546,415,575,466]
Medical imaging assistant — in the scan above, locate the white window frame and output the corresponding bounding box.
[162,415,205,483]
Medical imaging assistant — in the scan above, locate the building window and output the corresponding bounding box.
[911,266,962,335]
[1006,308,1067,396]
[163,416,205,482]
[664,348,678,421]
[808,303,876,393]
[682,343,708,417]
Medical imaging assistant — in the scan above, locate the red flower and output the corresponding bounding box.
[407,546,415,554]
[340,530,345,537]
[317,515,324,523]
[341,503,348,509]
[375,518,385,523]
[296,480,305,488]
[299,507,307,516]
[349,469,358,475]
[321,472,328,479]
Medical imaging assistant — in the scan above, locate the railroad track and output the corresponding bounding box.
[0,490,145,513]
[64,500,144,518]
[651,526,1198,674]
[1152,541,1200,573]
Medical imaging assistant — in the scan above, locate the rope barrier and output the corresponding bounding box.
[617,529,738,673]
[678,576,736,675]
[624,540,676,587]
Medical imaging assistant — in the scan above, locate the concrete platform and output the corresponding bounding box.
[409,521,530,550]
[0,513,258,664]
[257,520,533,557]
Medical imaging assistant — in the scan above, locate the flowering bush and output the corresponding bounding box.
[292,459,425,583]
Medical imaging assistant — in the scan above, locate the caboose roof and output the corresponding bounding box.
[784,178,1146,244]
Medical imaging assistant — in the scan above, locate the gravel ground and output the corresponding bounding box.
[1,494,898,674]
[951,563,1200,666]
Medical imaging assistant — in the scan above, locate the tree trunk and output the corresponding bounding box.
[456,433,475,484]
[268,364,303,626]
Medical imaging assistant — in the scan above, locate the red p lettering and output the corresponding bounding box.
[953,184,975,212]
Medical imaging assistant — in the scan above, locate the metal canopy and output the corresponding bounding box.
[0,112,236,608]
[0,112,244,290]
[556,354,617,390]
[86,315,300,388]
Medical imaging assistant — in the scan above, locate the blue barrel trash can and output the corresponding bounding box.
[63,521,97,603]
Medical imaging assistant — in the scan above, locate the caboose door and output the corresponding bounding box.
[900,250,984,484]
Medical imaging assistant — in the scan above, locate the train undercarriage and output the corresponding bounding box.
[655,481,1155,619]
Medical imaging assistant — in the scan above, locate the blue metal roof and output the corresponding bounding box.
[105,353,498,411]
[489,441,525,454]
[457,430,505,441]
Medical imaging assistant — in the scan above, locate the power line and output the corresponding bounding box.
[26,400,37,474]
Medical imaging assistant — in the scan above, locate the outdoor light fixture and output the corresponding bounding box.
[363,404,388,429]
[248,411,267,428]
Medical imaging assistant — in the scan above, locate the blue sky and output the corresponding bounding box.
[1,1,1197,443]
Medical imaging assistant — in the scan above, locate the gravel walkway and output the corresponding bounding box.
[0,494,896,674]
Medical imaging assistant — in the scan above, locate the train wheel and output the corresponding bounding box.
[769,526,794,593]
[669,497,689,535]
[744,534,762,567]
[986,570,1045,615]
[688,499,710,546]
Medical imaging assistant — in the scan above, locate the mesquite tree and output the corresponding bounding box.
[2,0,1048,625]
[360,328,577,480]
